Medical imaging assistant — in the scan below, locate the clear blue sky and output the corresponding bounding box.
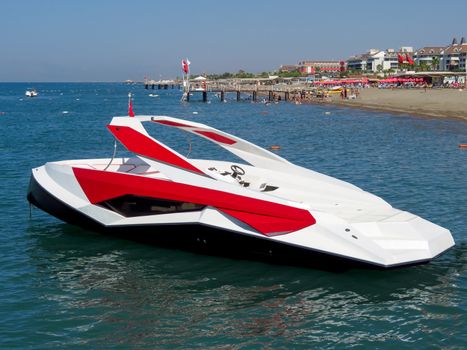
[1,0,466,82]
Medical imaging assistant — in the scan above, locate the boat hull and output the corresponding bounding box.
[27,174,424,272]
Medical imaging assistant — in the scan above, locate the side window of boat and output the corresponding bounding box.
[97,195,205,217]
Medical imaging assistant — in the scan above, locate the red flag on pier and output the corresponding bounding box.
[128,93,135,117]
[405,53,414,65]
[182,59,190,74]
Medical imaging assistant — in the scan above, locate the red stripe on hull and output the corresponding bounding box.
[73,168,315,235]
[194,131,237,145]
[153,120,192,128]
[219,208,313,235]
[107,125,204,175]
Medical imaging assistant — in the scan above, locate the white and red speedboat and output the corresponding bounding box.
[27,115,454,270]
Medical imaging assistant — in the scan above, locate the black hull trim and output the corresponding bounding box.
[27,175,428,272]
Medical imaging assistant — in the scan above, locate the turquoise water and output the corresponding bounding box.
[0,83,466,349]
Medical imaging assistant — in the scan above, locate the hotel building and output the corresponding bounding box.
[347,48,412,72]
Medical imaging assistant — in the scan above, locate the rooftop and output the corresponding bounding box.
[444,43,467,54]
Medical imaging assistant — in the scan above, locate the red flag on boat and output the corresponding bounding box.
[182,59,190,74]
[405,53,414,65]
[128,93,135,117]
[397,53,405,64]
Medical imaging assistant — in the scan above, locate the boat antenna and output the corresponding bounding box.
[103,140,118,171]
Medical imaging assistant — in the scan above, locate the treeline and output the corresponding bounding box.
[196,70,303,80]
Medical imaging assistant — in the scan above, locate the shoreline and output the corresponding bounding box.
[318,88,467,122]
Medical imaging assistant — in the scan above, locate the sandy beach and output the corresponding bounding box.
[329,88,467,121]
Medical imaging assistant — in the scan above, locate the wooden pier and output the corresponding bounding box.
[143,79,321,103]
[144,79,180,90]
[183,81,315,102]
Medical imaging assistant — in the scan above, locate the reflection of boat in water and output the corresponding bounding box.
[27,115,454,271]
[25,89,38,97]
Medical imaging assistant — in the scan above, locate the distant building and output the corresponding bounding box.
[347,52,370,71]
[413,37,466,71]
[366,50,399,72]
[278,64,299,73]
[443,37,466,71]
[413,46,445,70]
[347,48,402,72]
[384,49,400,71]
[399,47,414,53]
[297,60,344,75]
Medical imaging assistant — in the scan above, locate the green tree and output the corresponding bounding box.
[234,70,254,79]
[278,71,302,78]
[419,61,429,72]
[431,56,440,71]
[220,72,233,79]
[339,70,349,78]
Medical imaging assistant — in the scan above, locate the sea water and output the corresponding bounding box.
[0,83,465,349]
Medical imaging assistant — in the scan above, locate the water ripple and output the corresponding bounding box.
[0,83,465,349]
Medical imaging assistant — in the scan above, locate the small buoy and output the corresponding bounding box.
[76,98,80,101]
[192,111,198,115]
[270,145,281,150]
[324,111,331,115]
[62,111,69,114]
[459,144,467,149]
[260,111,268,115]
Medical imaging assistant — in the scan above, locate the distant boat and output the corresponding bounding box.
[328,86,343,94]
[25,89,38,97]
[148,94,159,97]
